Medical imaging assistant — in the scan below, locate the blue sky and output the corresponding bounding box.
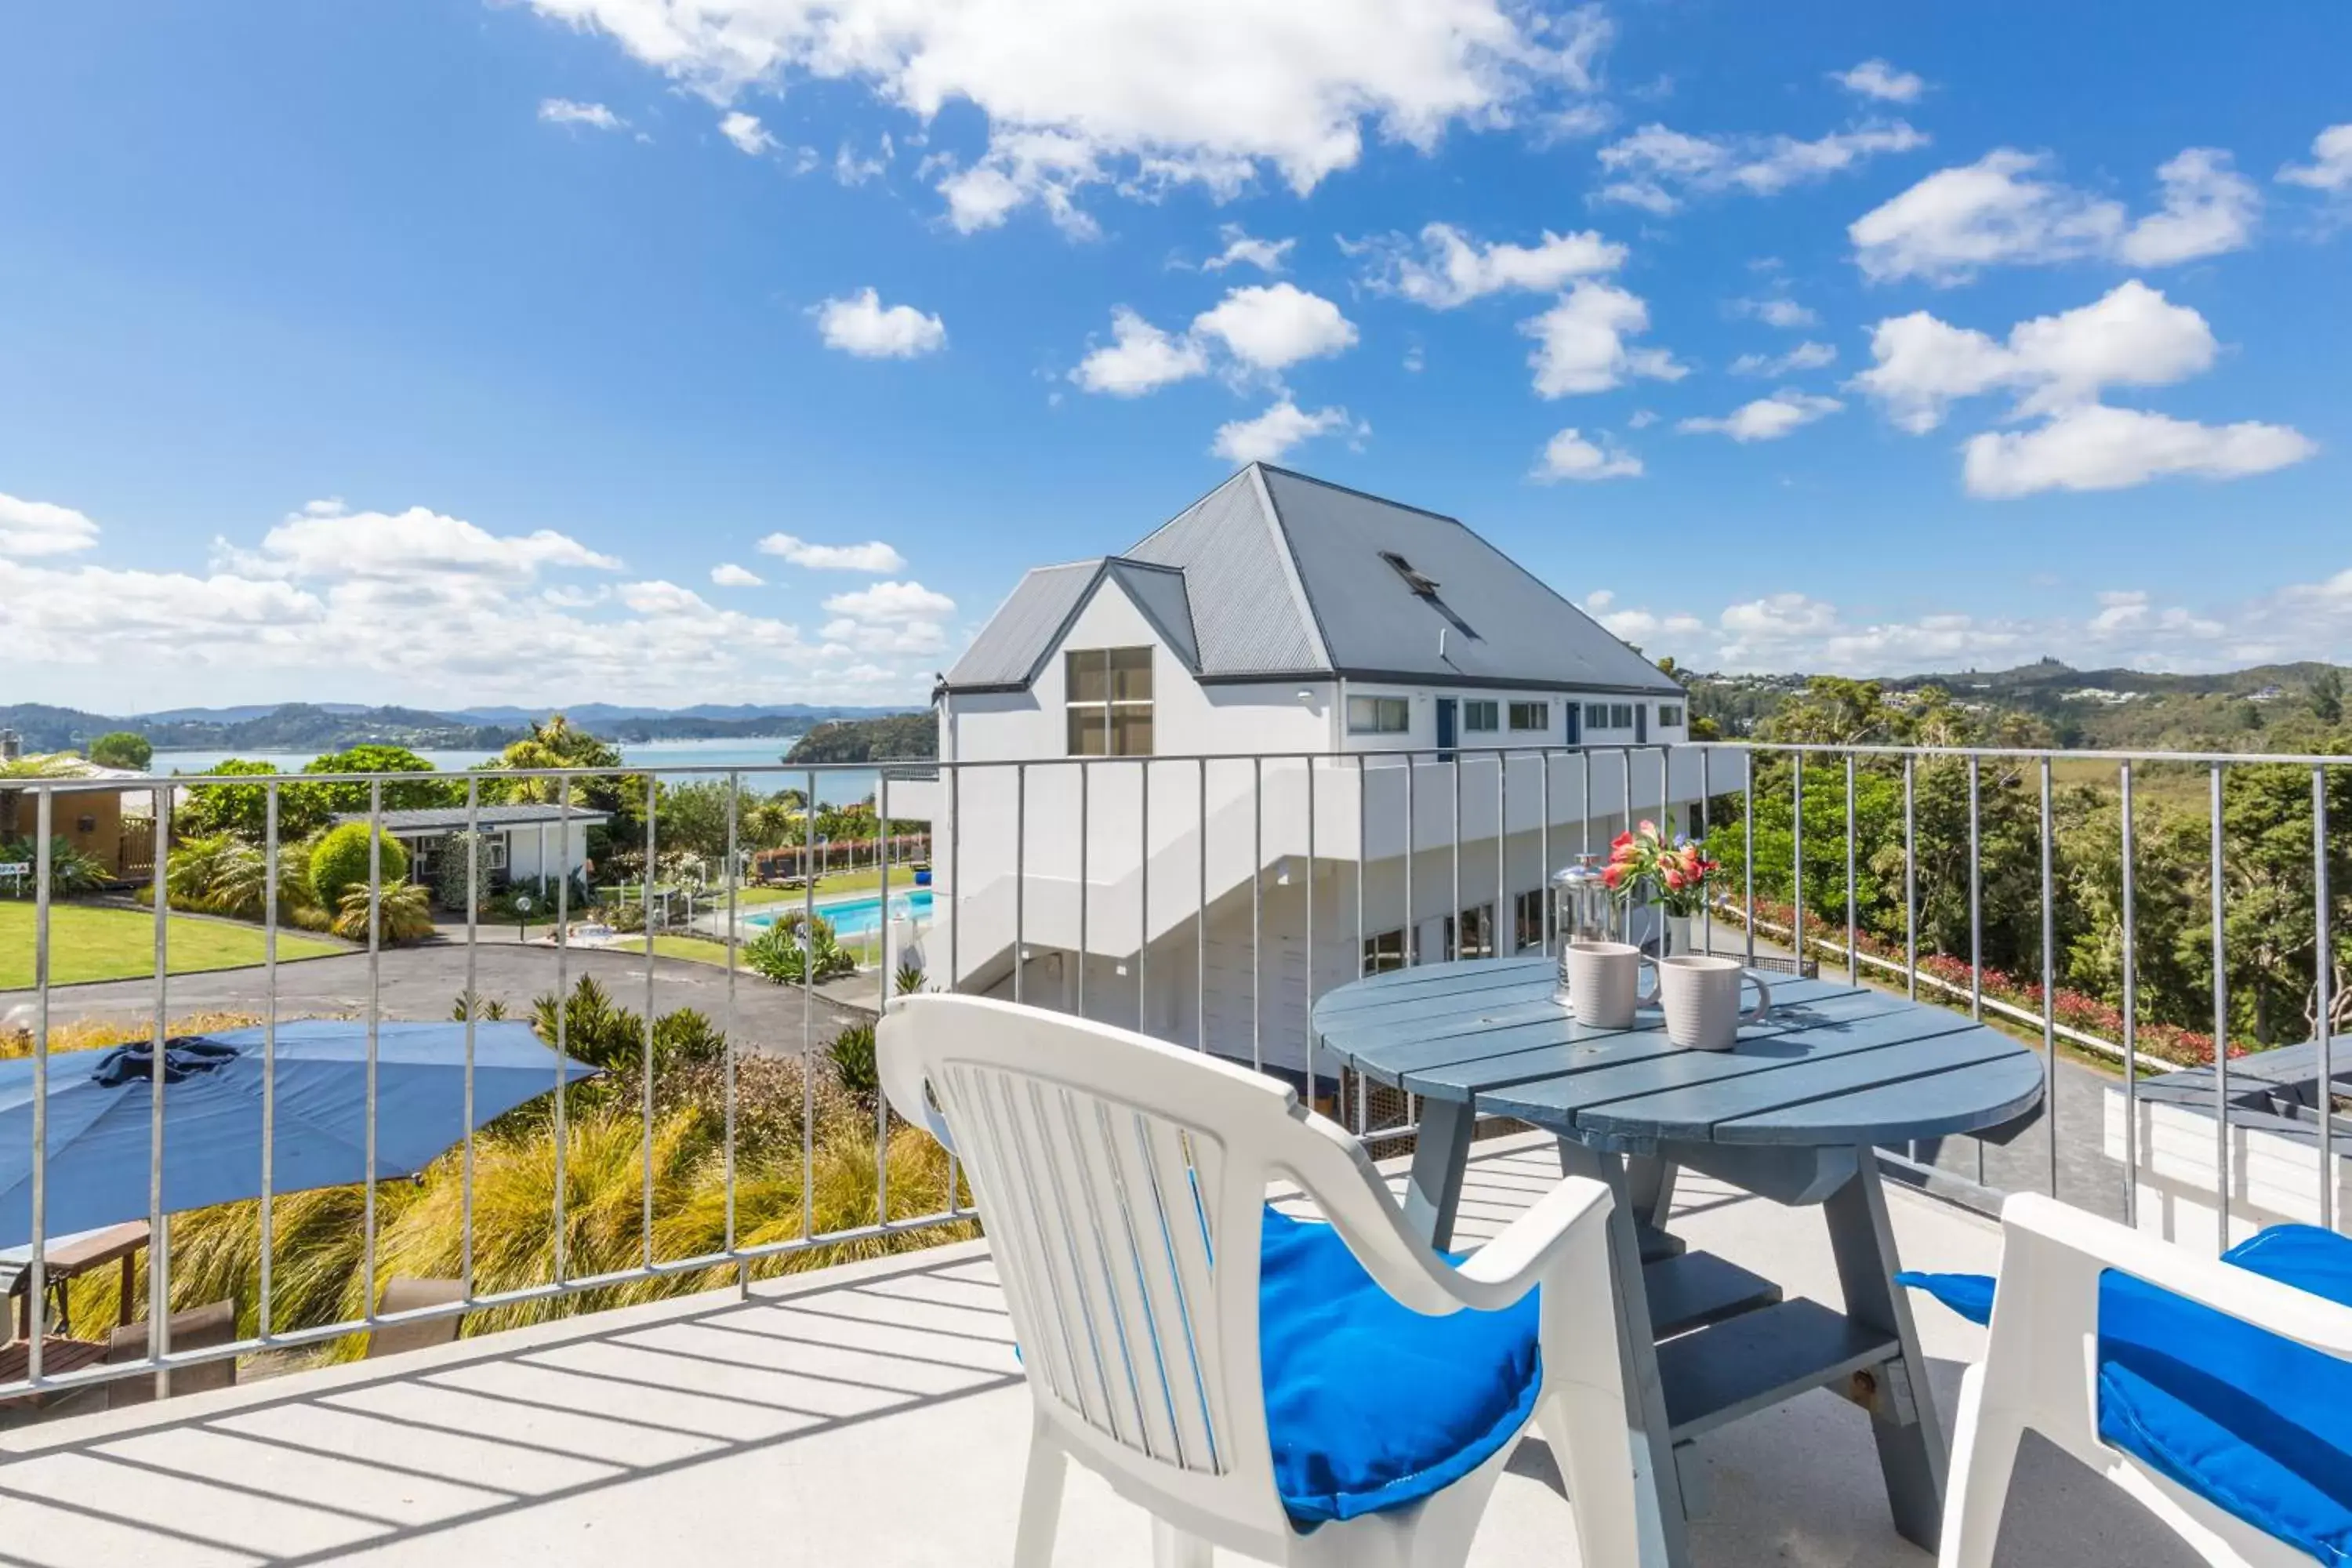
[2,1,2347,713]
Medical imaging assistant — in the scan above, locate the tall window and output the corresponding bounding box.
[1347,695,1410,734]
[1508,700,1548,732]
[1584,700,1613,732]
[1456,903,1494,960]
[1659,703,1685,728]
[1362,927,1406,975]
[1612,702,1633,728]
[1462,699,1499,732]
[1066,647,1154,756]
[1513,888,1545,953]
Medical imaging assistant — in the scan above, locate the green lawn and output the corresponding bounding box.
[738,864,920,903]
[0,902,344,990]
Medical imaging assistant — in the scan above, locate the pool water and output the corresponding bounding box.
[746,889,933,940]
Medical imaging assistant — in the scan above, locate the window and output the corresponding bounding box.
[1659,703,1685,728]
[1462,699,1498,732]
[1362,928,1406,975]
[1456,903,1494,960]
[1611,702,1633,729]
[1066,647,1154,756]
[1584,700,1613,731]
[1514,888,1546,953]
[1508,701,1548,732]
[1347,695,1410,734]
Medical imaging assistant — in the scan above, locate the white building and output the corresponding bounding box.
[330,804,612,889]
[931,464,1737,1078]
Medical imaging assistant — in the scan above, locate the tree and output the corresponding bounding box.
[2314,668,2345,726]
[294,745,463,820]
[655,779,753,867]
[87,731,151,770]
[174,760,293,843]
[478,714,646,845]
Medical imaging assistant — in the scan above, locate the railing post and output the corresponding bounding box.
[27,789,50,1383]
[2039,755,2057,1200]
[2211,762,2230,1253]
[2318,764,2335,1232]
[2120,760,2139,1229]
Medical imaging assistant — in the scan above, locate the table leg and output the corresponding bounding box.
[1559,1141,1690,1568]
[1400,1097,1475,1251]
[118,1255,135,1328]
[1824,1153,1949,1549]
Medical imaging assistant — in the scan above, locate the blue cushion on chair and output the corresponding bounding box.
[1903,1225,2352,1563]
[1258,1207,1542,1527]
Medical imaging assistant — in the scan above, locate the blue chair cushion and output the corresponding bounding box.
[1258,1206,1542,1527]
[1901,1225,2352,1563]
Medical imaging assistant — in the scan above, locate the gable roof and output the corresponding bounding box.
[942,464,1681,697]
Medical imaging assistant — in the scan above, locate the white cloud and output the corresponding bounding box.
[1961,405,2318,498]
[1737,296,1817,329]
[0,492,959,708]
[1625,408,1657,430]
[1356,222,1626,307]
[813,288,948,358]
[236,500,621,582]
[1852,147,2258,283]
[1832,59,1923,103]
[2280,123,2352,191]
[1190,283,1357,372]
[822,579,956,622]
[1534,428,1642,482]
[717,110,777,155]
[835,133,892,184]
[710,562,765,587]
[1853,280,2218,432]
[525,0,1614,233]
[1520,281,1686,397]
[1070,307,1210,396]
[1596,119,1926,211]
[756,533,908,572]
[1678,390,1842,442]
[1210,400,1361,463]
[1583,590,1704,643]
[1730,341,1836,377]
[2115,148,2260,265]
[1200,225,1293,273]
[539,98,626,131]
[0,492,100,557]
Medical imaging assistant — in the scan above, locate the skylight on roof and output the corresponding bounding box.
[1379,550,1440,597]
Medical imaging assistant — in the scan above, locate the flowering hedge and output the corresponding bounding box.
[1725,897,2240,1069]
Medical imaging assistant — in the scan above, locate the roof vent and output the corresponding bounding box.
[1380,550,1441,597]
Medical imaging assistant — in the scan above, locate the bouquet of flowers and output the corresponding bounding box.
[1603,819,1721,917]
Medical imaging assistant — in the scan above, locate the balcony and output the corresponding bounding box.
[0,1134,2202,1567]
[4,740,2347,1565]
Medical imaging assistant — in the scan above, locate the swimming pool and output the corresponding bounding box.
[745,889,933,941]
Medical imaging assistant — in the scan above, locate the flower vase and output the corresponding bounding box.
[1664,913,1693,958]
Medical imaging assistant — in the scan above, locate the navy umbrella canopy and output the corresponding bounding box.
[0,1020,597,1248]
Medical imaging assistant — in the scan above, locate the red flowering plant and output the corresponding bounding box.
[1605,820,1721,919]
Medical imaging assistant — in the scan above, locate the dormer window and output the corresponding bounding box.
[1379,550,1441,597]
[1066,648,1154,756]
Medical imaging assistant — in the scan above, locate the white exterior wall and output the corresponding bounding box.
[503,820,602,882]
[932,574,1738,1071]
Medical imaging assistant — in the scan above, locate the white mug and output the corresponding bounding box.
[1653,955,1771,1051]
[1565,941,1655,1029]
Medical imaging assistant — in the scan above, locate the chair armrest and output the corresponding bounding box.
[875,1007,958,1158]
[2001,1192,2352,1361]
[1282,1116,1617,1318]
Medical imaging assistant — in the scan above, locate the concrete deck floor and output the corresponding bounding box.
[0,1135,2198,1567]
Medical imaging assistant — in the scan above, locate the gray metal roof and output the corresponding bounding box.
[942,464,1680,697]
[1256,466,1681,695]
[330,805,615,832]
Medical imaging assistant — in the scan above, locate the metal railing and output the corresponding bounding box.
[3,738,2347,1404]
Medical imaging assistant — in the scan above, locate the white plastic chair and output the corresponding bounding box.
[1942,1192,2352,1566]
[877,993,1640,1568]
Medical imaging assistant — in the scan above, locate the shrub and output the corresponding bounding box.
[652,1007,727,1066]
[893,960,926,997]
[166,833,314,921]
[0,836,109,898]
[744,912,855,985]
[309,822,408,910]
[528,976,728,1074]
[451,989,509,1022]
[826,1022,879,1102]
[431,830,494,913]
[88,731,152,770]
[332,882,436,943]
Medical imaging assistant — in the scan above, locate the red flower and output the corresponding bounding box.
[1602,866,1623,888]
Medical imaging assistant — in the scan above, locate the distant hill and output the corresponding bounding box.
[783,713,938,764]
[0,700,923,757]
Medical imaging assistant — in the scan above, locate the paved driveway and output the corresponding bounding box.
[0,941,873,1054]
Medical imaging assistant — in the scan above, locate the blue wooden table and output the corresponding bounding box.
[1311,956,2045,1566]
